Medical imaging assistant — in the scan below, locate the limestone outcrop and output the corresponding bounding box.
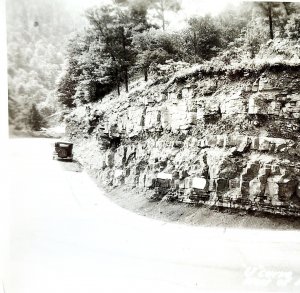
[66,66,300,216]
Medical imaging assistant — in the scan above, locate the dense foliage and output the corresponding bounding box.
[57,1,300,108]
[7,0,300,129]
[6,0,82,131]
[27,103,46,131]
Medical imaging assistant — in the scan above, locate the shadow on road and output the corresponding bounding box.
[56,159,83,173]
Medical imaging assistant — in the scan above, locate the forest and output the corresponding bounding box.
[7,0,300,132]
[6,0,82,132]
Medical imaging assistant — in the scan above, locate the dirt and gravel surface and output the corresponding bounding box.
[74,136,300,231]
[98,184,300,231]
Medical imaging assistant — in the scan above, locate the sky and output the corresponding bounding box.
[63,0,240,13]
[61,0,242,30]
[166,0,242,30]
[181,0,242,16]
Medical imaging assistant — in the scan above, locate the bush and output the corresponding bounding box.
[285,14,300,40]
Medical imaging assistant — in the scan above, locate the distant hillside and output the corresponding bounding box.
[6,0,84,132]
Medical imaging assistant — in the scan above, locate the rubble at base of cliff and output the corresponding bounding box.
[66,65,300,217]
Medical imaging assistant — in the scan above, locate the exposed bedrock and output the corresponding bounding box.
[66,69,300,216]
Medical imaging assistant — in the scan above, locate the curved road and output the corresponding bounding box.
[7,138,300,292]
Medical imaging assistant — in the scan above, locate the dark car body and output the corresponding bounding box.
[53,142,73,161]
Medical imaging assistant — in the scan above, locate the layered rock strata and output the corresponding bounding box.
[66,67,300,216]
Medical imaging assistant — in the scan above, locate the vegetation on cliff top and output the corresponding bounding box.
[57,1,300,109]
[7,1,300,131]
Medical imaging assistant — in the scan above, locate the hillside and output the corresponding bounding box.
[65,60,300,218]
[6,0,85,133]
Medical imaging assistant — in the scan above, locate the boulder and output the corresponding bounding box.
[157,172,173,180]
[125,145,136,163]
[114,146,126,167]
[258,77,276,91]
[240,162,261,197]
[206,135,218,147]
[125,174,138,187]
[250,137,260,150]
[219,90,247,114]
[181,88,193,99]
[138,173,146,188]
[229,178,240,189]
[144,107,161,131]
[248,92,278,115]
[168,92,178,101]
[105,151,114,168]
[258,138,271,151]
[145,175,155,188]
[265,175,297,202]
[215,178,229,193]
[168,100,196,131]
[192,177,208,190]
[224,135,250,153]
[126,107,145,136]
[114,169,123,178]
[236,136,251,153]
[249,174,268,200]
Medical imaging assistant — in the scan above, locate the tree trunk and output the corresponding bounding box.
[144,67,148,82]
[124,68,129,93]
[268,4,274,39]
[193,30,197,62]
[121,27,129,93]
[162,14,165,31]
[161,0,165,31]
[116,69,120,95]
[283,2,291,16]
[117,81,120,95]
[250,43,255,59]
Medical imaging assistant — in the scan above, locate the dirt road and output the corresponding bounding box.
[7,138,300,292]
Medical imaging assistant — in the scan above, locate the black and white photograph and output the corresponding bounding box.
[2,0,300,292]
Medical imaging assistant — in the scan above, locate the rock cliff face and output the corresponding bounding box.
[66,66,300,216]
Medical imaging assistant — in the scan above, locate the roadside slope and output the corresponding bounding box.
[66,62,300,217]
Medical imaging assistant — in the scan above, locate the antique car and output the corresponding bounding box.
[53,142,73,161]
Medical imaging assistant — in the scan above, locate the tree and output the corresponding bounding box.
[285,13,300,40]
[133,28,184,80]
[85,4,149,93]
[27,104,46,131]
[57,28,118,105]
[57,1,151,106]
[242,18,268,59]
[57,69,77,108]
[56,33,84,107]
[114,0,181,31]
[6,0,79,131]
[216,2,251,47]
[184,15,221,61]
[86,6,128,93]
[282,2,300,16]
[150,0,181,31]
[254,2,288,39]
